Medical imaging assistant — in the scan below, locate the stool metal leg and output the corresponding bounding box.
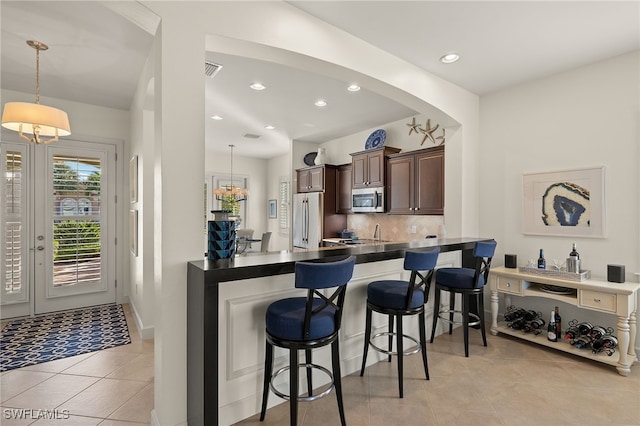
[463,293,470,357]
[289,348,299,426]
[260,341,273,421]
[388,314,394,362]
[418,310,429,380]
[305,349,313,397]
[360,306,372,376]
[396,314,404,398]
[430,287,440,343]
[478,292,487,347]
[331,339,346,426]
[449,295,455,335]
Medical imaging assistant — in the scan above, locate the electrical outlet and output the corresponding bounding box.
[410,225,417,234]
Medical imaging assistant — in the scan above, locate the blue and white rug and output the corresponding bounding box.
[0,304,131,372]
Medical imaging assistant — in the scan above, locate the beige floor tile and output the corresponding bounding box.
[104,340,153,356]
[31,414,102,425]
[19,352,96,374]
[0,370,54,403]
[0,407,37,426]
[107,382,153,423]
[61,351,140,378]
[3,374,99,410]
[63,378,147,418]
[106,353,153,382]
[98,420,148,426]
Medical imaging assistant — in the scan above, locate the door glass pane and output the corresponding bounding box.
[51,154,102,288]
[3,151,24,296]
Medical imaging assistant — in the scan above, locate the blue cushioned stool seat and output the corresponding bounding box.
[367,281,425,309]
[435,268,485,289]
[360,248,440,398]
[266,298,337,341]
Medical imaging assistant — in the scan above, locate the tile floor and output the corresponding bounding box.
[239,329,640,426]
[2,307,639,426]
[1,304,153,425]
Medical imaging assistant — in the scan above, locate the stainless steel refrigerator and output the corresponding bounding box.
[293,192,323,249]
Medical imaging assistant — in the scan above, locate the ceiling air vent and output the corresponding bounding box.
[244,133,261,139]
[205,61,223,78]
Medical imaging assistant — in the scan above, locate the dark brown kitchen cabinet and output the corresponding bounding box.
[350,146,401,189]
[387,146,444,215]
[296,165,326,193]
[336,163,352,213]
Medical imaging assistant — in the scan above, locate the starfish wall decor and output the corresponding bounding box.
[406,117,446,146]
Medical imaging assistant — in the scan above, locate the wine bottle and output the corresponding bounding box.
[554,306,561,340]
[547,311,557,342]
[569,243,579,259]
[537,249,546,269]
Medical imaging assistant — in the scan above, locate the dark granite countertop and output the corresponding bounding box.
[188,237,491,283]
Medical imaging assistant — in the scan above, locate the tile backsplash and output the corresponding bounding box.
[346,214,445,242]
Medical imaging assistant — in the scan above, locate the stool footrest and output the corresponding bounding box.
[437,309,481,327]
[270,363,334,402]
[369,332,421,356]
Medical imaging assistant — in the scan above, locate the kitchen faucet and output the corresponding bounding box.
[373,223,381,241]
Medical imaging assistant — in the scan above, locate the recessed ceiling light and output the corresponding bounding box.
[314,99,328,107]
[249,82,266,91]
[211,115,223,120]
[264,125,275,130]
[440,52,460,64]
[347,84,361,92]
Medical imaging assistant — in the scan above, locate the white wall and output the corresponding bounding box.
[266,152,291,251]
[480,51,640,336]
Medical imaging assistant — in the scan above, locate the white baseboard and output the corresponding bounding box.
[129,299,155,340]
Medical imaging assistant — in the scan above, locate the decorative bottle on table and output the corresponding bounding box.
[567,243,580,272]
[554,306,562,340]
[537,249,546,269]
[547,311,558,342]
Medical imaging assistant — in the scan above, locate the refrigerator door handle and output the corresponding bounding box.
[304,198,309,243]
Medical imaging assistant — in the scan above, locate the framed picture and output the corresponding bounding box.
[130,209,138,256]
[523,166,605,238]
[129,155,138,203]
[268,199,277,219]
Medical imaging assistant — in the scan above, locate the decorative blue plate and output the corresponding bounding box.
[365,129,386,150]
[303,152,317,166]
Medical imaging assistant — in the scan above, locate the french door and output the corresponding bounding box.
[1,139,116,319]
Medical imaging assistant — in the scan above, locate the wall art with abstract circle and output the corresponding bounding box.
[522,166,605,238]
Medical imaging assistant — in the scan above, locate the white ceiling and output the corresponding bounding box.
[2,1,638,159]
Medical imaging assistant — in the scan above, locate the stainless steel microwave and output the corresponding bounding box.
[352,187,384,213]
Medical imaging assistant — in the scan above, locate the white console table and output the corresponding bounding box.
[489,266,640,376]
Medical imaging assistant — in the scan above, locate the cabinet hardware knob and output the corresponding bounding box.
[594,298,601,303]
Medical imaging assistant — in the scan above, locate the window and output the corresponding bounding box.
[279,177,289,231]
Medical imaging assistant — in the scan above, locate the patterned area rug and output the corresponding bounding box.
[1,304,131,372]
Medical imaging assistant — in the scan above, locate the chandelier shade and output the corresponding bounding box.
[214,144,248,204]
[1,40,71,144]
[2,102,71,137]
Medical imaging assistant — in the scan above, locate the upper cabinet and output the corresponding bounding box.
[350,146,401,189]
[336,163,352,213]
[296,164,337,193]
[387,146,444,215]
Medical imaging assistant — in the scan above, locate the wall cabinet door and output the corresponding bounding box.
[387,156,414,214]
[351,153,368,188]
[336,163,352,213]
[415,149,444,214]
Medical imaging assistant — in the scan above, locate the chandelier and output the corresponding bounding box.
[1,40,71,144]
[214,144,248,203]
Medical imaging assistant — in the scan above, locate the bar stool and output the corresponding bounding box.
[359,248,440,398]
[429,240,497,357]
[260,255,356,426]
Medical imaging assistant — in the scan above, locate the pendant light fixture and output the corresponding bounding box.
[214,144,248,203]
[1,40,71,144]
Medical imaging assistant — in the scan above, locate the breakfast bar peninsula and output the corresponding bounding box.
[187,237,491,426]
